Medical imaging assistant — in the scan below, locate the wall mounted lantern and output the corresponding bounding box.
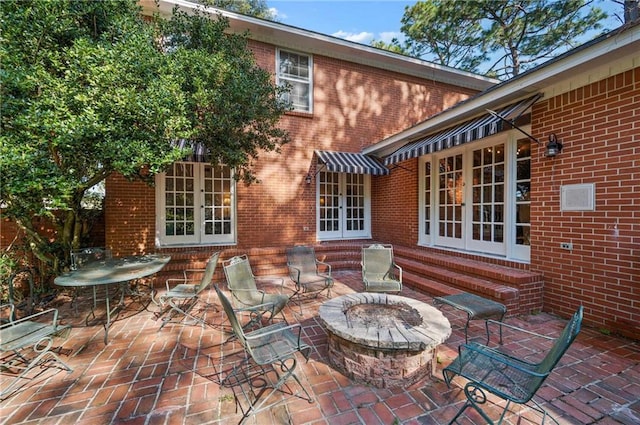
[305,173,312,185]
[545,133,563,157]
[487,108,564,158]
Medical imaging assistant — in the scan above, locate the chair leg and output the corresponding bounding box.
[448,383,511,425]
[223,355,314,424]
[1,338,73,397]
[159,297,205,330]
[246,356,313,418]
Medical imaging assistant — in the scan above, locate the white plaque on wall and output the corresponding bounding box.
[561,183,595,211]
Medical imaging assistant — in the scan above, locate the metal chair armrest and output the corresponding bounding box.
[288,266,302,283]
[165,277,199,290]
[392,263,402,281]
[230,289,276,314]
[4,307,60,327]
[1,304,15,323]
[486,319,556,341]
[316,260,331,276]
[255,276,285,293]
[245,322,304,347]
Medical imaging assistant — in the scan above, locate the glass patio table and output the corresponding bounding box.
[55,254,171,344]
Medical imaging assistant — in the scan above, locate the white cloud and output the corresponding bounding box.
[269,7,286,20]
[332,30,374,44]
[378,31,401,44]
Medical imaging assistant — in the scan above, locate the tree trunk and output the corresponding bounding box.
[625,0,639,23]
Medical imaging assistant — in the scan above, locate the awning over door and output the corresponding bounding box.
[384,94,541,165]
[172,140,210,162]
[315,150,389,175]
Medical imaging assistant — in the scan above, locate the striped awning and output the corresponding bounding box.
[315,150,389,175]
[172,140,210,162]
[384,94,541,165]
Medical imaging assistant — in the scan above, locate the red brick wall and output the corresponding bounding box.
[371,158,420,246]
[1,210,105,262]
[105,40,477,253]
[243,41,475,248]
[530,68,640,339]
[104,177,156,256]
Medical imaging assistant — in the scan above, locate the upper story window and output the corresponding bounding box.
[277,49,312,113]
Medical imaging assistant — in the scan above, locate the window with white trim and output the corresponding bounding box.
[277,49,312,112]
[155,162,235,246]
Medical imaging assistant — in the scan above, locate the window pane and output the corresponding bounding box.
[278,49,311,112]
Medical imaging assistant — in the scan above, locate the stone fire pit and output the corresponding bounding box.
[319,293,451,388]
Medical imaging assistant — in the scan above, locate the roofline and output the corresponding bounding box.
[140,0,498,91]
[364,22,640,157]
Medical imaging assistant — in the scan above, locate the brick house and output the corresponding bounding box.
[4,1,635,340]
[117,1,494,258]
[110,2,638,339]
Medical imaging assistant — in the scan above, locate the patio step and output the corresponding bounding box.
[156,242,543,315]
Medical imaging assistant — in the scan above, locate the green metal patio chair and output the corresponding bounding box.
[157,251,220,329]
[443,306,583,425]
[223,255,289,329]
[361,244,402,293]
[216,285,314,423]
[1,303,73,397]
[286,245,333,313]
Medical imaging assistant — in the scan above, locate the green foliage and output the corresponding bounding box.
[194,0,276,20]
[0,0,290,275]
[393,0,608,79]
[159,6,291,183]
[400,0,488,72]
[0,252,19,302]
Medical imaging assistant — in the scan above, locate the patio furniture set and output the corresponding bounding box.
[1,243,583,425]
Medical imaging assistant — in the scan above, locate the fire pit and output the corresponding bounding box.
[319,293,451,388]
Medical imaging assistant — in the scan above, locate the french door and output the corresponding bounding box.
[467,144,505,254]
[317,171,371,240]
[156,162,235,246]
[436,153,465,248]
[427,141,510,256]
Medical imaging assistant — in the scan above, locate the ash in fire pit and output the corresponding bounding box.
[346,303,422,328]
[319,293,451,388]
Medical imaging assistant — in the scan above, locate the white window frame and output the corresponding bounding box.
[155,162,236,247]
[276,48,313,113]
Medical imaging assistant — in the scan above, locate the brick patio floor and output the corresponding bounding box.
[1,270,639,425]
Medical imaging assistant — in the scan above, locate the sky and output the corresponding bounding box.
[267,0,624,48]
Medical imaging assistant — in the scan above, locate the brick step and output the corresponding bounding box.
[398,257,519,303]
[403,270,461,297]
[154,242,542,315]
[394,245,541,286]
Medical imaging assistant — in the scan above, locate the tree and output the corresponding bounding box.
[194,0,276,19]
[382,0,607,79]
[0,0,290,279]
[613,0,639,23]
[395,0,488,73]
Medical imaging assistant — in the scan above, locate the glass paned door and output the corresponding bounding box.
[202,165,234,242]
[468,144,505,254]
[157,162,235,246]
[423,138,527,260]
[436,154,464,248]
[318,171,370,239]
[345,174,365,233]
[318,171,341,238]
[165,163,196,240]
[513,138,532,260]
